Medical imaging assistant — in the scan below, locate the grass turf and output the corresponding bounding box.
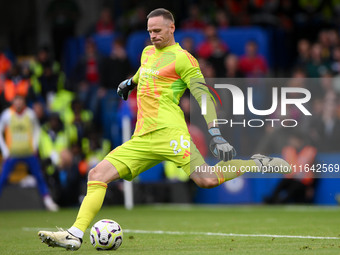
[0,205,339,254]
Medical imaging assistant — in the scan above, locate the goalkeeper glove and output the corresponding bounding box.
[209,127,236,161]
[117,78,136,100]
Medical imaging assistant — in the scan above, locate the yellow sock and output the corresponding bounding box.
[214,159,257,185]
[72,181,107,233]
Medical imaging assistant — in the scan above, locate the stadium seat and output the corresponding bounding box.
[126,30,206,68]
[174,30,205,48]
[63,36,86,77]
[126,31,149,68]
[92,33,117,56]
[126,28,270,68]
[218,27,270,66]
[63,33,117,76]
[314,153,340,205]
[138,163,165,183]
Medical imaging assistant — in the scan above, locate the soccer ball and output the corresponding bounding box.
[90,219,123,250]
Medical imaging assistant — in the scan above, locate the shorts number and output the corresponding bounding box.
[180,135,190,148]
[170,135,190,154]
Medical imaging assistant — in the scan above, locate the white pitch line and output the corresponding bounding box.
[23,227,340,240]
[124,229,340,240]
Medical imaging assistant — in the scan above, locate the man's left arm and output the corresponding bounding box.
[176,53,236,161]
[29,110,41,153]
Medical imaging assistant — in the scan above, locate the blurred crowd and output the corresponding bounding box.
[1,0,340,208]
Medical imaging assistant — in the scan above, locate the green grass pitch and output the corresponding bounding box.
[0,205,339,254]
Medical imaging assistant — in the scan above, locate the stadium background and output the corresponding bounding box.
[0,0,340,209]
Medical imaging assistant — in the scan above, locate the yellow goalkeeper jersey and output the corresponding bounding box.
[132,43,215,137]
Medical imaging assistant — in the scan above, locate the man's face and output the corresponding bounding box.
[12,97,25,112]
[147,16,174,49]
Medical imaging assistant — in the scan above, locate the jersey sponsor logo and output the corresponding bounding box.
[140,67,159,76]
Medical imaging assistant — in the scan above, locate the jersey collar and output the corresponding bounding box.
[155,43,179,52]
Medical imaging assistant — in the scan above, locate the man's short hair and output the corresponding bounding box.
[147,8,174,24]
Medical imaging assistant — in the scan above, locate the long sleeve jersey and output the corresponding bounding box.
[132,43,216,137]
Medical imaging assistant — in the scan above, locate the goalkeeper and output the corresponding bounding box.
[38,8,291,250]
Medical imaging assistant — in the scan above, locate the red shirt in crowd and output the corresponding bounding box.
[86,58,99,84]
[238,55,268,77]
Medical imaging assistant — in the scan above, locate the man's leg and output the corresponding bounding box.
[190,159,257,188]
[25,156,49,196]
[25,155,59,211]
[38,159,121,250]
[0,158,18,196]
[190,156,291,189]
[69,159,121,237]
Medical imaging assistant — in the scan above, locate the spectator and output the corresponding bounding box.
[305,97,324,146]
[330,45,340,75]
[30,46,60,78]
[265,131,317,204]
[71,39,104,118]
[248,0,280,27]
[101,39,132,90]
[197,25,228,58]
[95,7,114,35]
[224,0,250,26]
[81,128,111,171]
[0,48,12,78]
[295,39,310,69]
[318,30,332,61]
[33,101,49,126]
[305,42,331,78]
[38,112,77,178]
[0,95,59,211]
[197,58,216,78]
[214,9,230,28]
[0,64,35,111]
[238,40,268,77]
[35,63,61,105]
[53,149,82,207]
[197,25,229,76]
[295,0,323,41]
[29,46,66,108]
[181,4,207,30]
[320,71,335,98]
[62,98,93,141]
[276,0,295,31]
[224,54,244,78]
[181,37,197,57]
[46,0,80,62]
[328,29,339,50]
[126,5,147,33]
[314,93,340,152]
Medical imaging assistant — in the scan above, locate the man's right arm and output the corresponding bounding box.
[117,56,141,100]
[117,76,137,100]
[0,110,10,159]
[117,45,153,100]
